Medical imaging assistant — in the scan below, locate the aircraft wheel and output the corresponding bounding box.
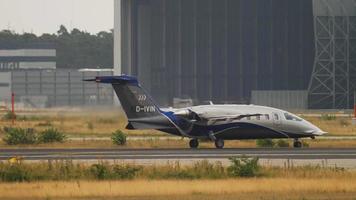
[215,139,224,149]
[189,139,199,149]
[293,140,302,148]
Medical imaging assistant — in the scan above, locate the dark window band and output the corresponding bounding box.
[0,57,56,62]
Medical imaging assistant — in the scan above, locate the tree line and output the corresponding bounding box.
[0,25,113,69]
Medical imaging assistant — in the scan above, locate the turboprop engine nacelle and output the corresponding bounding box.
[173,109,191,117]
[173,109,201,121]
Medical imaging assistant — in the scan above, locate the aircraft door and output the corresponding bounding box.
[272,112,282,127]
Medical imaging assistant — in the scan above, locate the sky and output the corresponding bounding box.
[0,0,114,35]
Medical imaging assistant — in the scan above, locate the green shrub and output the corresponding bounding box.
[87,122,94,130]
[3,127,37,145]
[191,160,225,179]
[256,139,275,147]
[38,128,66,143]
[2,111,15,120]
[276,140,289,147]
[0,164,30,182]
[113,165,142,179]
[228,156,260,177]
[160,170,196,179]
[90,163,109,180]
[111,130,127,145]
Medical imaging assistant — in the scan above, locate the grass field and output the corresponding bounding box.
[0,109,355,151]
[1,178,356,200]
[303,115,356,136]
[0,160,355,200]
[0,110,164,137]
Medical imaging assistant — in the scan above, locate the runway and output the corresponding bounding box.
[1,148,356,160]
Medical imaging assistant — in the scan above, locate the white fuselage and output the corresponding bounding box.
[167,104,326,139]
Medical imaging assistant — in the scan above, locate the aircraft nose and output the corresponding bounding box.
[303,122,327,136]
[312,130,327,136]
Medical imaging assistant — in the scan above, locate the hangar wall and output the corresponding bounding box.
[120,0,314,105]
[116,0,315,106]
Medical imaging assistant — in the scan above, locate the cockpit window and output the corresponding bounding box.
[284,113,302,121]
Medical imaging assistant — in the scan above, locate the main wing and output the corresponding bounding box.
[204,114,263,125]
[173,109,263,125]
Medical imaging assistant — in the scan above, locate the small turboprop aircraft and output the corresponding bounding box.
[85,75,326,149]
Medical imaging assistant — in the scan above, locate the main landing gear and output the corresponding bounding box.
[189,138,225,149]
[189,139,199,148]
[293,139,302,148]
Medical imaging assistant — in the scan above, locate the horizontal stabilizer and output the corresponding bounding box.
[125,123,135,130]
[83,75,138,84]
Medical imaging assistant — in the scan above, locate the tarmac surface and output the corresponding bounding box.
[2,148,356,168]
[69,136,356,141]
[1,148,356,160]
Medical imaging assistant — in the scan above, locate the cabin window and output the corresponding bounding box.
[265,114,270,120]
[246,116,251,120]
[284,113,302,121]
[256,115,260,120]
[273,113,279,120]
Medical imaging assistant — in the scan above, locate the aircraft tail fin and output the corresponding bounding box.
[84,75,173,130]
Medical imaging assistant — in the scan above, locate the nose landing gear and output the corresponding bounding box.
[293,139,302,148]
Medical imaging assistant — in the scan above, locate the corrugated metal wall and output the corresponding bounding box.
[0,72,11,102]
[251,90,308,109]
[121,0,315,106]
[11,70,113,107]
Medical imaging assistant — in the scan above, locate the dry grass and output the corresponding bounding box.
[0,178,356,200]
[304,116,356,136]
[1,111,356,148]
[0,109,355,139]
[0,110,164,137]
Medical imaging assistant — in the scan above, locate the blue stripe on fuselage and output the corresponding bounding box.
[161,110,287,139]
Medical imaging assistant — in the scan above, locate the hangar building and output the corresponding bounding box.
[114,0,356,109]
[0,44,113,108]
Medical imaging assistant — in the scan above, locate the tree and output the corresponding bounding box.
[57,25,69,36]
[0,25,114,68]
